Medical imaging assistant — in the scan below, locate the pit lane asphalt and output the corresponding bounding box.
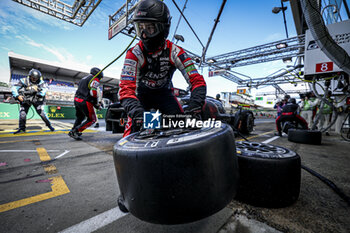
[0,118,349,233]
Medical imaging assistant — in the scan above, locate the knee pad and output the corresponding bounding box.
[20,111,27,118]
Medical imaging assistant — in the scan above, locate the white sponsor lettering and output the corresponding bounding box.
[166,127,222,145]
[90,80,99,88]
[162,118,222,129]
[184,60,193,67]
[160,66,170,72]
[124,59,137,66]
[123,65,136,72]
[121,70,136,76]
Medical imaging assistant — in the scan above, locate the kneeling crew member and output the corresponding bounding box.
[119,0,207,137]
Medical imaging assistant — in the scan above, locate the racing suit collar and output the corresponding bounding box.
[140,40,166,56]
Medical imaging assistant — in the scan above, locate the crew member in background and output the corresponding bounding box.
[300,91,319,128]
[283,94,291,103]
[309,91,320,125]
[275,98,308,136]
[216,94,221,102]
[119,0,206,137]
[69,67,103,140]
[273,95,290,118]
[298,94,305,115]
[274,100,283,118]
[317,91,333,136]
[94,87,102,128]
[11,69,55,134]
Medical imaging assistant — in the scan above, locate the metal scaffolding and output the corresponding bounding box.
[12,0,310,94]
[205,35,305,68]
[256,89,309,96]
[108,0,140,40]
[12,0,102,26]
[204,35,306,93]
[106,0,308,93]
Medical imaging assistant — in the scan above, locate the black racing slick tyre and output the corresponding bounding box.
[235,141,301,208]
[106,120,112,131]
[113,124,239,224]
[234,110,254,134]
[288,129,322,145]
[240,110,254,134]
[112,121,124,134]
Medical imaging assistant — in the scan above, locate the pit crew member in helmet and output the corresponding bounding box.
[69,67,103,140]
[119,0,207,137]
[11,68,55,134]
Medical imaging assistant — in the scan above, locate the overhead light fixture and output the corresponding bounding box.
[174,34,185,43]
[207,58,217,63]
[272,1,289,38]
[276,43,288,49]
[193,57,201,63]
[272,6,287,14]
[282,57,292,63]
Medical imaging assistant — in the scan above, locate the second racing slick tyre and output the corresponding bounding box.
[235,141,301,208]
[288,129,322,145]
[234,110,254,135]
[240,110,254,134]
[113,123,239,224]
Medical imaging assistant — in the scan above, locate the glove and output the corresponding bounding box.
[94,104,102,110]
[17,95,24,102]
[184,106,202,120]
[132,110,144,127]
[133,117,143,127]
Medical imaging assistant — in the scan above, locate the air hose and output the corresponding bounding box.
[92,34,137,79]
[301,164,350,206]
[340,113,350,141]
[235,128,250,141]
[27,106,35,120]
[16,103,35,120]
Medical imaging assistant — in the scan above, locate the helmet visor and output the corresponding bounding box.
[30,76,39,82]
[134,22,161,38]
[29,74,40,83]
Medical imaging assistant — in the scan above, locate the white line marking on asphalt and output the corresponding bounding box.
[0,150,60,152]
[55,150,70,159]
[58,207,128,233]
[262,136,280,144]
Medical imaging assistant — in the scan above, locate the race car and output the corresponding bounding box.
[105,88,255,135]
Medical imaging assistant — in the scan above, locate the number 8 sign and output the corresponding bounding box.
[316,62,333,73]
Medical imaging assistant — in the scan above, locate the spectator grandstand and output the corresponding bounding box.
[8,52,118,106]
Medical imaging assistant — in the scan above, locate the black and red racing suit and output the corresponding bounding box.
[276,102,308,134]
[119,40,207,137]
[72,74,100,133]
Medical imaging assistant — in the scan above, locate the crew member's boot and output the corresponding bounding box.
[14,128,26,134]
[68,128,82,140]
